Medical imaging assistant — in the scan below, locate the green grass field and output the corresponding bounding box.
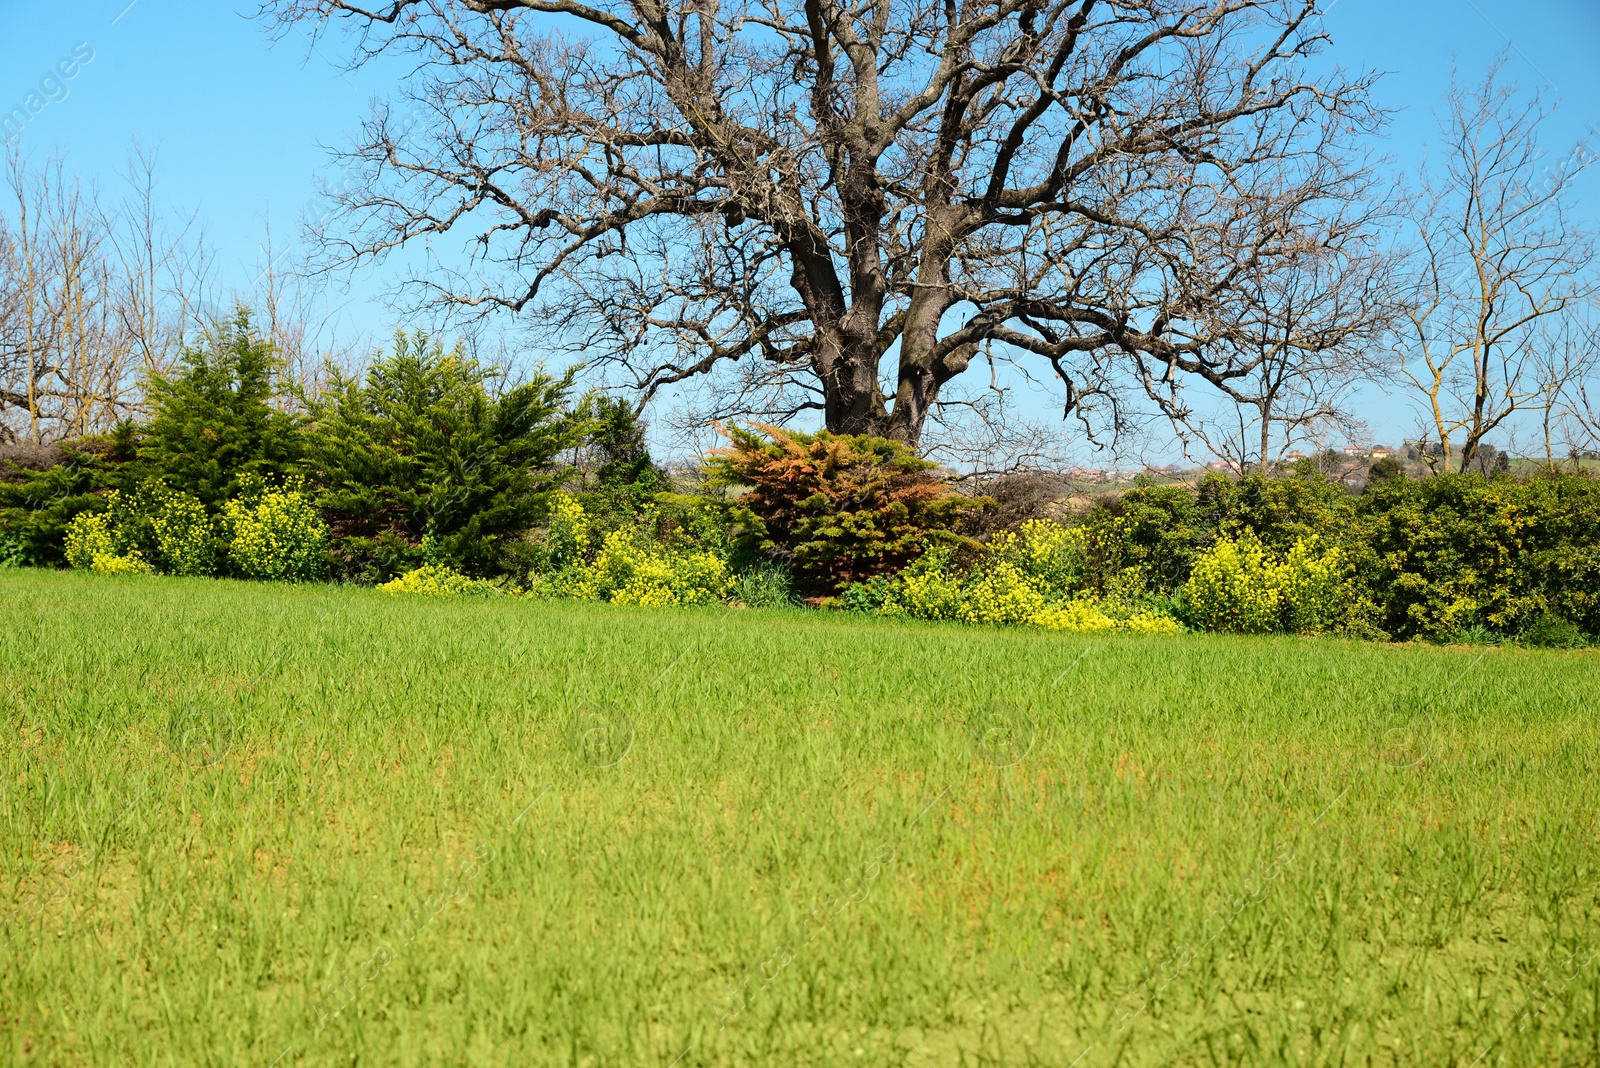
[2,570,1598,1066]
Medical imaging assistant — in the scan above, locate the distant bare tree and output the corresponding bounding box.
[1166,203,1394,473]
[259,0,1384,451]
[1397,60,1598,474]
[0,148,223,443]
[1556,306,1600,458]
[104,146,215,387]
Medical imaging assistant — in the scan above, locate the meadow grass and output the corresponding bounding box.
[1,568,1598,1066]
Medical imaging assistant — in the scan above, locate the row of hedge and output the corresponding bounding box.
[4,315,1599,647]
[358,422,1600,647]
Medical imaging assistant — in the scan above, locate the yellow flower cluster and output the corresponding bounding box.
[530,496,733,608]
[1182,533,1346,634]
[223,489,329,582]
[90,553,153,575]
[146,486,214,577]
[63,502,151,574]
[879,520,1181,635]
[378,564,505,596]
[576,529,732,607]
[545,492,591,569]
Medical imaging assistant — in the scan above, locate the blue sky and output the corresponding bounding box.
[2,1,1598,453]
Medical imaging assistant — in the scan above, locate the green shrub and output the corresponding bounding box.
[223,488,329,582]
[1354,473,1600,640]
[0,529,25,568]
[1520,613,1587,649]
[303,331,584,582]
[0,430,140,568]
[732,563,796,609]
[139,311,303,509]
[1069,471,1358,596]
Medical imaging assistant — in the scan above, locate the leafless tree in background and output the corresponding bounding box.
[1,149,204,442]
[0,147,219,443]
[1161,193,1395,472]
[1,151,127,442]
[1397,60,1598,475]
[1555,306,1600,460]
[259,0,1385,453]
[105,146,215,386]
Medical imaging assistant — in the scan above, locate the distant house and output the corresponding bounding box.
[1283,450,1307,460]
[1369,446,1395,459]
[1341,444,1368,457]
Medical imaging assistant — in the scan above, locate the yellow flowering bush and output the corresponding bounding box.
[89,553,153,575]
[145,485,215,577]
[575,529,732,607]
[544,492,592,568]
[1183,533,1347,635]
[887,565,964,620]
[64,509,116,570]
[956,561,1048,626]
[1183,534,1280,634]
[1119,611,1185,636]
[64,503,152,574]
[1273,538,1349,634]
[379,564,505,596]
[528,495,734,607]
[1029,600,1118,633]
[223,489,329,582]
[868,520,1183,635]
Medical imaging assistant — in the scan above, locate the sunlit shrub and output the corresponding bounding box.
[956,561,1049,626]
[1182,533,1281,634]
[223,488,329,582]
[1273,538,1348,634]
[63,507,153,575]
[89,553,153,575]
[378,564,505,596]
[1028,600,1118,633]
[63,491,166,575]
[143,483,215,577]
[704,423,981,594]
[544,492,592,569]
[528,494,735,607]
[64,508,117,571]
[1182,533,1347,635]
[864,527,1183,635]
[577,529,732,607]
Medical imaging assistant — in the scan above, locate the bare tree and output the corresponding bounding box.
[1555,305,1600,460]
[1397,60,1598,474]
[1163,200,1393,472]
[104,146,215,386]
[0,147,218,443]
[259,0,1384,451]
[0,150,128,442]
